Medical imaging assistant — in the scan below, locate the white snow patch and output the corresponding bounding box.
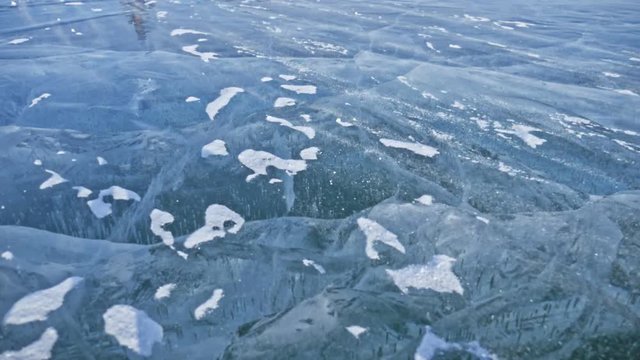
[336,118,355,127]
[261,77,273,82]
[346,325,368,339]
[0,327,58,360]
[487,41,507,48]
[281,84,317,94]
[452,101,465,110]
[415,195,434,205]
[3,277,83,325]
[238,149,307,182]
[97,156,108,166]
[182,44,218,62]
[72,186,92,198]
[386,255,463,295]
[1,251,13,261]
[185,96,200,102]
[201,139,228,158]
[29,93,51,108]
[64,1,83,5]
[464,14,490,22]
[494,124,546,148]
[154,283,177,300]
[449,44,461,49]
[426,42,439,52]
[33,159,42,166]
[476,216,490,224]
[206,87,244,120]
[279,74,296,81]
[268,178,282,184]
[9,38,29,45]
[614,89,638,96]
[171,28,208,36]
[184,204,245,249]
[357,218,405,260]
[300,114,312,122]
[380,138,439,157]
[150,209,175,246]
[415,326,497,360]
[302,259,326,274]
[103,305,163,357]
[265,115,315,139]
[39,170,67,190]
[603,72,621,78]
[274,97,296,108]
[87,186,141,219]
[194,289,224,320]
[299,147,319,160]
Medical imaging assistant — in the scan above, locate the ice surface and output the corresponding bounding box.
[103,305,163,356]
[1,0,640,358]
[3,277,83,325]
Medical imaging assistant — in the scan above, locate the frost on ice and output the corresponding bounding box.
[346,325,368,339]
[380,139,439,158]
[150,209,175,246]
[386,255,463,295]
[238,149,308,182]
[154,283,177,300]
[206,87,244,121]
[194,289,224,320]
[184,204,245,249]
[3,277,83,325]
[201,139,229,158]
[265,115,315,139]
[39,170,67,190]
[87,186,141,219]
[103,305,163,357]
[356,218,406,260]
[0,327,58,360]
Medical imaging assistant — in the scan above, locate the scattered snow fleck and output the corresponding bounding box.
[449,44,461,49]
[265,115,315,139]
[380,138,439,157]
[150,209,175,246]
[56,151,66,155]
[452,101,465,110]
[1,251,13,261]
[386,255,463,294]
[300,114,312,122]
[154,283,177,300]
[494,124,546,148]
[201,139,228,158]
[464,14,490,22]
[103,305,163,357]
[476,216,490,224]
[3,277,83,325]
[0,327,58,360]
[194,289,224,320]
[206,87,244,121]
[184,204,245,249]
[630,57,640,62]
[87,186,141,219]
[261,76,273,82]
[39,170,67,190]
[302,259,326,274]
[238,149,307,182]
[33,159,42,166]
[185,96,200,102]
[614,89,638,96]
[182,44,218,62]
[487,41,507,48]
[72,186,92,198]
[9,38,29,45]
[29,93,51,108]
[268,178,283,184]
[415,195,434,205]
[156,10,167,18]
[346,325,368,339]
[603,72,621,78]
[97,156,108,166]
[64,1,83,5]
[336,118,354,127]
[274,97,296,108]
[279,74,296,81]
[357,218,405,260]
[426,42,439,52]
[170,28,208,36]
[299,147,319,160]
[281,84,317,94]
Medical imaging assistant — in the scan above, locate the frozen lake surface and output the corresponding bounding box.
[1,0,639,358]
